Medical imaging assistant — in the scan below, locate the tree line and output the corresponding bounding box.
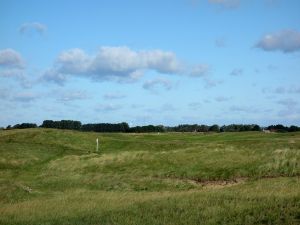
[2,120,300,133]
[165,124,262,132]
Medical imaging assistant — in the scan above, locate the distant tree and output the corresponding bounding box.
[59,120,81,130]
[220,125,225,132]
[198,125,209,132]
[209,124,220,132]
[129,125,165,133]
[41,120,81,130]
[120,122,130,132]
[13,123,37,129]
[81,122,131,132]
[170,124,207,132]
[289,125,300,132]
[160,125,167,132]
[267,124,288,132]
[41,120,55,128]
[7,120,299,133]
[252,124,261,131]
[220,124,261,132]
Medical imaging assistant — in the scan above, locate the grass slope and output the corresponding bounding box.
[0,128,299,224]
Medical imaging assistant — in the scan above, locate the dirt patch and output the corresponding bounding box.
[162,175,300,189]
[161,176,247,189]
[185,177,247,189]
[197,178,246,188]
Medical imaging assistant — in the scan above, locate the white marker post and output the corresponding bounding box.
[96,138,99,152]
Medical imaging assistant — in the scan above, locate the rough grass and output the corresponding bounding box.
[0,128,299,225]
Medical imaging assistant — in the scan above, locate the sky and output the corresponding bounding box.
[0,0,300,127]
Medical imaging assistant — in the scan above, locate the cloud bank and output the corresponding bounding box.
[42,47,182,84]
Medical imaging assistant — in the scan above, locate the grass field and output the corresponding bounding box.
[0,128,299,225]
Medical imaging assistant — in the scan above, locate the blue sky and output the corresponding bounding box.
[0,0,300,127]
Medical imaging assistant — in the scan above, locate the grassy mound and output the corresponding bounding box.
[0,129,299,224]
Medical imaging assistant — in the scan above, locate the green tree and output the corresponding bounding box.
[209,124,220,132]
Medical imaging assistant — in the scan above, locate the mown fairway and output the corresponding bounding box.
[0,128,299,225]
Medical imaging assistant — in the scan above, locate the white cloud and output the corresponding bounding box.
[130,104,144,109]
[215,96,231,102]
[277,109,300,120]
[57,48,91,74]
[230,68,243,76]
[41,69,67,86]
[41,46,217,90]
[161,103,176,111]
[145,103,177,114]
[96,103,122,111]
[103,93,126,100]
[274,86,286,94]
[287,86,300,94]
[187,0,200,8]
[189,64,222,88]
[188,102,202,110]
[13,92,38,102]
[264,0,280,7]
[267,64,278,71]
[143,78,173,91]
[0,49,33,88]
[215,37,226,47]
[19,22,47,35]
[0,68,24,78]
[255,29,300,53]
[277,98,298,107]
[189,64,210,77]
[229,105,258,113]
[48,46,182,84]
[0,88,9,99]
[273,86,300,94]
[277,98,299,119]
[209,0,240,9]
[57,91,89,102]
[0,49,24,68]
[203,77,223,88]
